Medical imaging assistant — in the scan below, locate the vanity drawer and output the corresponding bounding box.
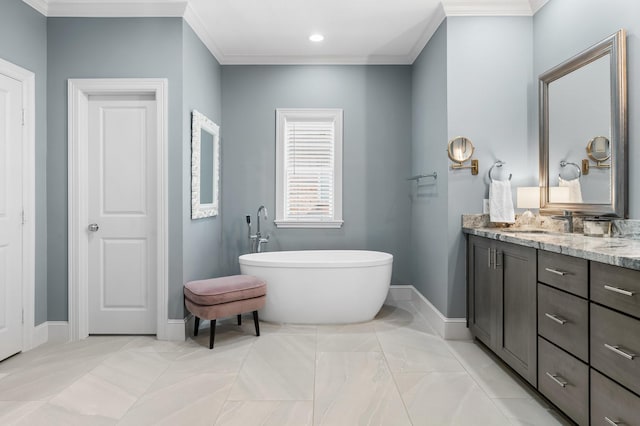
[537,251,588,298]
[591,303,640,396]
[591,262,640,319]
[591,369,640,426]
[538,337,589,426]
[537,284,588,362]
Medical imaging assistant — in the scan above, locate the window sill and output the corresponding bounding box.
[274,220,344,229]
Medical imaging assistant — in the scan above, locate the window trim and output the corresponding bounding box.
[275,108,343,229]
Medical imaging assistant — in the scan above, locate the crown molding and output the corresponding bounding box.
[442,0,534,16]
[529,0,550,14]
[23,0,187,17]
[22,0,48,15]
[219,54,414,66]
[183,3,224,64]
[407,3,446,64]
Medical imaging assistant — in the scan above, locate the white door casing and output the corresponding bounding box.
[0,58,35,356]
[68,79,168,340]
[87,97,157,334]
[0,73,23,360]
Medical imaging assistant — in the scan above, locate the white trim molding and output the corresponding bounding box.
[68,78,169,341]
[23,0,187,17]
[0,58,37,353]
[388,285,472,340]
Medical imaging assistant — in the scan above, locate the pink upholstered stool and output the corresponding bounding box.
[184,275,266,349]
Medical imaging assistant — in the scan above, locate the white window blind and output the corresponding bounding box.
[275,109,343,228]
[284,121,334,221]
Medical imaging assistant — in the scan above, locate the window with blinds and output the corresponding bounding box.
[275,109,343,228]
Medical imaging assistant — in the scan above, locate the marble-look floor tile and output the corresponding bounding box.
[241,321,318,336]
[10,402,117,426]
[377,327,464,373]
[492,397,570,425]
[215,401,313,426]
[447,340,532,398]
[48,351,173,419]
[316,323,381,352]
[118,372,235,426]
[314,352,411,426]
[0,400,46,424]
[228,334,316,401]
[395,371,511,426]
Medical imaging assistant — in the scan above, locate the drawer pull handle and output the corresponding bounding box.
[604,344,636,360]
[545,267,567,276]
[544,313,567,325]
[604,417,622,426]
[545,372,568,388]
[604,285,636,297]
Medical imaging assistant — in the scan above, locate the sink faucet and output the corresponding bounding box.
[552,210,574,233]
[248,206,270,253]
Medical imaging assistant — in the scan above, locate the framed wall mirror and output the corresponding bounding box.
[191,110,220,219]
[539,29,627,217]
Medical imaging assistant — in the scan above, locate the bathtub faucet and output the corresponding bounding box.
[249,206,270,253]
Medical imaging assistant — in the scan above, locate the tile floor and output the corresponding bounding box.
[0,299,569,425]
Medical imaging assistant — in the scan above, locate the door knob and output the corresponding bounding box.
[88,223,100,232]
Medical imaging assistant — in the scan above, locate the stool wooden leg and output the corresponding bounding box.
[209,319,217,349]
[253,310,260,336]
[194,317,200,336]
[237,314,242,326]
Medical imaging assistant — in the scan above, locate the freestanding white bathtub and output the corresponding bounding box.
[238,250,393,324]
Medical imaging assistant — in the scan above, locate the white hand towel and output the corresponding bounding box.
[489,180,515,223]
[559,177,583,203]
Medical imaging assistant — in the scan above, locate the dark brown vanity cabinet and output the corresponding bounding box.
[467,234,640,425]
[467,235,537,386]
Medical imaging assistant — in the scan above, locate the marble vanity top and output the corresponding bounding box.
[463,226,640,271]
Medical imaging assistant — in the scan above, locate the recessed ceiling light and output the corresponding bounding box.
[309,34,324,42]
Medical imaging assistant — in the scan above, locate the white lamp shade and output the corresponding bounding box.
[517,187,540,209]
[549,186,571,203]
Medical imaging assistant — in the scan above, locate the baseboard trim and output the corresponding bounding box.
[33,322,49,348]
[165,319,187,341]
[388,285,472,340]
[47,321,70,343]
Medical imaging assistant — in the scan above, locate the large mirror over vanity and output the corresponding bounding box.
[539,29,628,217]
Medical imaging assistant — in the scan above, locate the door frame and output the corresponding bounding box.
[68,79,169,340]
[0,58,36,351]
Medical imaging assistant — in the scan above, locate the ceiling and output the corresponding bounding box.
[22,0,549,64]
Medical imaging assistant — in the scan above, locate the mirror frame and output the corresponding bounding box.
[191,110,220,219]
[539,29,627,217]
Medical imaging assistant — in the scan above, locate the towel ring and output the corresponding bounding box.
[559,161,581,180]
[488,160,512,182]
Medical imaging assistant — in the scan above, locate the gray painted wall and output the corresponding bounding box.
[182,23,224,316]
[410,21,449,315]
[0,0,48,325]
[410,17,532,318]
[533,0,640,217]
[47,17,185,320]
[220,66,412,284]
[446,16,533,317]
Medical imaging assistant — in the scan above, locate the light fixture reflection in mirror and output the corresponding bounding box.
[447,136,478,175]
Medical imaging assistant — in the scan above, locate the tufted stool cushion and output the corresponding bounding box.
[184,275,266,349]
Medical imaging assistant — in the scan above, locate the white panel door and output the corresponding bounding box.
[88,96,157,334]
[0,73,23,359]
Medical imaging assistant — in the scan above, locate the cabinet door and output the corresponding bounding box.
[496,241,537,386]
[468,236,497,349]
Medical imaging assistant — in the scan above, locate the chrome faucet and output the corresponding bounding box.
[552,210,574,233]
[248,206,270,253]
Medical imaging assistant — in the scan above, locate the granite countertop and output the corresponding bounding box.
[463,227,640,271]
